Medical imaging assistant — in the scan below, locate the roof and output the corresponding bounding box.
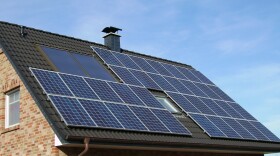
[0,21,279,153]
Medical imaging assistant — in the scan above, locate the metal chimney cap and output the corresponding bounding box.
[102,26,122,34]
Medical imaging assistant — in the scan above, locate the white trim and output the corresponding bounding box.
[5,89,20,128]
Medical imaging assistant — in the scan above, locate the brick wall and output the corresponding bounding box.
[0,51,60,155]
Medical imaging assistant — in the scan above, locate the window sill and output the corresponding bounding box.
[1,125,20,134]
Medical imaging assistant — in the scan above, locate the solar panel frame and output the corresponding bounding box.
[214,100,244,119]
[112,51,142,70]
[129,69,161,90]
[194,83,221,100]
[184,95,216,115]
[129,55,159,73]
[176,66,202,82]
[199,98,231,117]
[145,59,174,77]
[147,73,178,92]
[161,63,187,79]
[179,80,208,97]
[164,76,194,95]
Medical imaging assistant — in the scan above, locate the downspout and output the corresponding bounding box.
[78,138,90,156]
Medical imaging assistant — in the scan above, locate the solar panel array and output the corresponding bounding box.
[30,68,191,136]
[91,46,280,142]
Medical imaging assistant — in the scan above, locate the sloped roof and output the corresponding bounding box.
[0,21,279,153]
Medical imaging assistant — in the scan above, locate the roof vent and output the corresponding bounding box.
[20,26,27,38]
[102,26,122,52]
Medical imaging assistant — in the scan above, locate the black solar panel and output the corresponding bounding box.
[164,77,194,95]
[166,92,200,113]
[145,59,174,77]
[161,63,186,79]
[184,95,216,115]
[112,52,141,70]
[129,69,161,90]
[92,47,123,66]
[199,98,230,117]
[147,73,177,92]
[129,55,159,73]
[214,100,244,119]
[190,70,215,85]
[179,80,208,97]
[250,121,280,142]
[176,67,201,82]
[237,120,269,141]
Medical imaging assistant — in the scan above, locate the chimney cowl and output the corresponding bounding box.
[102,26,122,52]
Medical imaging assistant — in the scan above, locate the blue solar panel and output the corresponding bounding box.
[105,103,148,131]
[31,68,73,96]
[129,86,165,109]
[189,70,215,85]
[176,67,201,82]
[161,63,187,79]
[109,65,143,86]
[92,47,123,66]
[184,95,216,115]
[59,74,99,99]
[129,56,159,73]
[79,99,123,129]
[199,98,230,117]
[222,118,256,140]
[129,106,170,133]
[48,95,96,127]
[214,100,244,119]
[129,69,161,90]
[147,73,177,92]
[112,52,141,70]
[206,116,242,139]
[164,77,194,95]
[194,83,221,100]
[85,78,123,103]
[250,121,280,142]
[180,80,208,97]
[189,113,226,138]
[237,120,269,141]
[151,109,191,135]
[166,92,200,113]
[145,59,174,77]
[108,82,145,106]
[208,86,234,102]
[227,102,256,121]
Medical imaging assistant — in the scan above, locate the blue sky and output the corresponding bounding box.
[1,0,280,155]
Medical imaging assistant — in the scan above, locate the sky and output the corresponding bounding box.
[0,0,279,155]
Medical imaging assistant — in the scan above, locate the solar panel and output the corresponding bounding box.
[227,102,256,121]
[222,118,256,140]
[112,52,141,70]
[79,99,123,129]
[199,98,230,117]
[107,82,145,106]
[147,73,177,92]
[105,103,148,131]
[85,78,123,103]
[189,70,215,85]
[179,80,208,97]
[48,95,96,127]
[176,67,201,82]
[214,100,244,119]
[129,55,159,73]
[59,73,99,99]
[164,77,194,95]
[208,85,234,102]
[250,121,280,142]
[206,116,242,139]
[166,92,200,113]
[129,106,170,133]
[129,69,161,90]
[189,113,226,138]
[129,86,164,109]
[31,68,73,96]
[109,65,143,86]
[92,47,123,66]
[161,63,186,79]
[145,59,174,77]
[194,83,221,100]
[184,95,216,115]
[151,109,192,135]
[236,120,269,141]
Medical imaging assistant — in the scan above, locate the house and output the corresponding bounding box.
[0,21,279,156]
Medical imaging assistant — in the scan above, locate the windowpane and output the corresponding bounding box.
[156,97,180,114]
[9,102,20,126]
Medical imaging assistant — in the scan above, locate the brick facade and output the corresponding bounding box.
[0,51,60,155]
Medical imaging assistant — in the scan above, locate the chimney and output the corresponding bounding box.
[102,26,122,52]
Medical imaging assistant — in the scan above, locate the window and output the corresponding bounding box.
[5,90,20,128]
[41,46,115,81]
[155,96,181,114]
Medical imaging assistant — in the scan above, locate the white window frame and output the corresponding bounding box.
[155,95,181,114]
[5,89,20,128]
